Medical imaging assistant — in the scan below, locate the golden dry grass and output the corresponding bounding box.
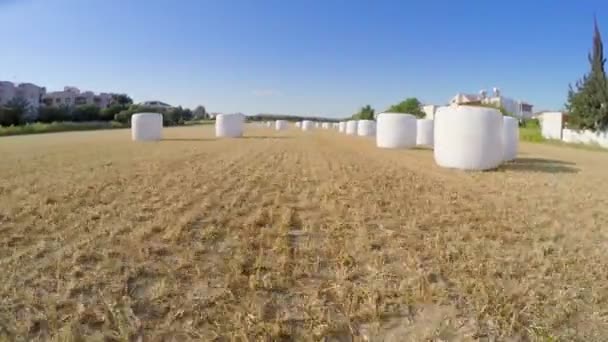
[1,125,607,341]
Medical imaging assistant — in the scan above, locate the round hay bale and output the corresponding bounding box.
[339,121,347,133]
[302,120,314,131]
[416,119,434,146]
[216,113,245,138]
[357,120,376,137]
[295,121,301,128]
[275,120,288,131]
[503,116,519,161]
[434,105,503,170]
[345,120,358,135]
[132,113,163,141]
[322,122,330,129]
[376,113,417,148]
[266,121,272,128]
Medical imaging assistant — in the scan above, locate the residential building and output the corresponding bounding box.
[0,81,46,110]
[140,100,172,109]
[0,81,17,106]
[43,87,113,108]
[450,88,534,119]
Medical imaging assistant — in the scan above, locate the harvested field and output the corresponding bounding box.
[1,125,607,341]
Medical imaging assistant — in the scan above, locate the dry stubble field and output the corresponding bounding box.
[1,125,607,341]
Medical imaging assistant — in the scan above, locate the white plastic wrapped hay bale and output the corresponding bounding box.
[295,121,301,128]
[502,116,519,161]
[302,120,314,131]
[216,113,245,138]
[275,120,288,131]
[339,121,347,133]
[266,121,272,128]
[132,113,163,141]
[322,122,330,129]
[376,113,417,148]
[434,105,503,170]
[345,120,358,135]
[416,119,434,146]
[357,120,376,137]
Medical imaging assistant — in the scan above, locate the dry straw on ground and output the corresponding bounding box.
[0,126,607,341]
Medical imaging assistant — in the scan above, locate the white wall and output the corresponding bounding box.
[541,112,563,140]
[562,128,608,148]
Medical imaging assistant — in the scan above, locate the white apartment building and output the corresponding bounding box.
[450,88,534,119]
[0,81,46,110]
[43,87,113,108]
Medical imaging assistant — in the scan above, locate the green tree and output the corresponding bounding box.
[114,109,134,124]
[100,104,125,121]
[37,105,71,123]
[0,97,30,126]
[71,105,101,121]
[114,104,147,124]
[193,105,207,119]
[354,105,375,120]
[163,106,181,125]
[387,97,425,118]
[566,18,608,131]
[182,108,193,121]
[111,94,133,106]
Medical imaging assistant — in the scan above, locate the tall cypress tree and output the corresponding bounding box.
[566,18,608,131]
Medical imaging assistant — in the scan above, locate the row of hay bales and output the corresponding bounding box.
[131,113,248,140]
[303,106,518,170]
[131,106,518,171]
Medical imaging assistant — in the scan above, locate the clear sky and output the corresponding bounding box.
[1,0,608,117]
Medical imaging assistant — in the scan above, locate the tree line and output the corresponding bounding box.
[0,94,209,127]
[352,98,426,120]
[248,114,339,122]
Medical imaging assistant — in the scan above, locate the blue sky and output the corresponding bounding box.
[1,0,608,117]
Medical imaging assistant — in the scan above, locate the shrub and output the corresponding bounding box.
[0,121,126,137]
[114,105,165,124]
[0,97,30,126]
[71,105,101,122]
[37,106,71,123]
[114,109,135,124]
[100,104,126,121]
[0,107,23,126]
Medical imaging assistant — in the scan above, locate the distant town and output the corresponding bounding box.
[0,81,175,113]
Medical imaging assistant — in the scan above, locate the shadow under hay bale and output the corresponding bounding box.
[499,157,579,174]
[411,146,433,151]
